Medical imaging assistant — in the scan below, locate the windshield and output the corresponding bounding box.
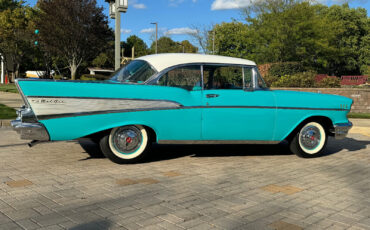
[110,60,156,83]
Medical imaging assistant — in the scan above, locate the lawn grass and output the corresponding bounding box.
[0,104,16,119]
[348,113,370,119]
[0,84,18,93]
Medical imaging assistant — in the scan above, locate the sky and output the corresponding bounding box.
[24,0,370,48]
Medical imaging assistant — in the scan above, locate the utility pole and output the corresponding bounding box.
[114,0,121,70]
[107,0,128,70]
[151,22,158,54]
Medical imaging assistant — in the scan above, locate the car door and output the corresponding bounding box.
[155,64,203,141]
[201,65,276,141]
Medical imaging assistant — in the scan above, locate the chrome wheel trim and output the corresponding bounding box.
[298,122,326,155]
[109,125,148,160]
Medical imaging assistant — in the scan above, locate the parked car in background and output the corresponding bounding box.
[12,54,353,164]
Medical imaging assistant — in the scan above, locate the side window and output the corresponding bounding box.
[256,68,268,89]
[203,65,243,90]
[244,67,253,89]
[158,65,201,91]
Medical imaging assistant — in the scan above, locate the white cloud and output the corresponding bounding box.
[211,0,253,10]
[169,0,197,6]
[121,29,132,34]
[140,28,155,33]
[133,3,146,9]
[165,27,197,35]
[129,0,147,9]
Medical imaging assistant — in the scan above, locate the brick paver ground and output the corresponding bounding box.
[0,129,369,230]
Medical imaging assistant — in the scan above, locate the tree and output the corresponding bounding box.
[0,0,19,11]
[0,3,35,79]
[320,4,369,76]
[37,0,113,80]
[206,22,252,58]
[150,37,197,54]
[180,40,197,53]
[125,35,148,58]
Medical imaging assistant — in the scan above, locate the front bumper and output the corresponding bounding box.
[331,122,353,139]
[11,119,50,141]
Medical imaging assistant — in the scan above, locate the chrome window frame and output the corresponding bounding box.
[147,63,264,91]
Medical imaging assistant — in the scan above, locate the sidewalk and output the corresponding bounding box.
[0,91,22,109]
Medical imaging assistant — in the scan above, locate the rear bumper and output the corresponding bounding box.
[331,122,353,139]
[11,119,50,141]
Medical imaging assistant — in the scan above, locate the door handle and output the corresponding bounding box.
[206,94,219,98]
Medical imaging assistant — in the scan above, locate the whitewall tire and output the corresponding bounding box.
[290,121,328,158]
[100,125,150,163]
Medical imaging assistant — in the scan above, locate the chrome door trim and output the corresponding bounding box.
[158,140,280,144]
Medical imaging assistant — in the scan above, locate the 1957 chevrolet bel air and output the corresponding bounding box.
[12,53,353,163]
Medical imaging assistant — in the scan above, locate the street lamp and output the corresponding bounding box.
[151,22,158,54]
[106,0,128,70]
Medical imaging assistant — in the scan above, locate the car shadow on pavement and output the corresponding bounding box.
[78,139,105,160]
[78,137,369,163]
[323,137,370,156]
[145,142,292,163]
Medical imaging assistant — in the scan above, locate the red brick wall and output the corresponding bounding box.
[272,88,370,113]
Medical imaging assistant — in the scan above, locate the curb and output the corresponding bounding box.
[0,119,12,129]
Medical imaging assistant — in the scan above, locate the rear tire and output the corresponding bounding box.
[100,125,150,164]
[290,121,327,158]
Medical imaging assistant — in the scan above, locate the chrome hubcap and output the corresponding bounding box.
[299,125,321,150]
[112,126,142,154]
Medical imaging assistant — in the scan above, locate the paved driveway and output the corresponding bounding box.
[0,129,369,230]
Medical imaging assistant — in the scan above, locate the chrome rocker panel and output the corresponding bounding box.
[11,119,50,141]
[331,122,353,140]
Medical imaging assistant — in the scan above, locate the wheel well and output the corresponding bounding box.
[143,125,157,143]
[82,125,157,143]
[285,116,334,142]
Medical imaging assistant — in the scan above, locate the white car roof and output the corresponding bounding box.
[137,53,256,72]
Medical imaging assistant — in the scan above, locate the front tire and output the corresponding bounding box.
[100,125,150,164]
[290,122,327,158]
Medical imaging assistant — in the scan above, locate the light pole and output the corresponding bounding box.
[151,22,158,54]
[106,0,128,70]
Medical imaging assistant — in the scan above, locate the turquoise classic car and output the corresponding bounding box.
[12,53,353,163]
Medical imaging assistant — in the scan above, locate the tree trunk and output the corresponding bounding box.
[70,59,77,80]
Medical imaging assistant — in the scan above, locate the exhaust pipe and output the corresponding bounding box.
[28,140,47,147]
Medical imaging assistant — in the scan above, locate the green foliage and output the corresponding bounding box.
[271,71,316,88]
[79,74,109,81]
[125,35,148,57]
[315,77,341,88]
[208,22,251,58]
[268,62,305,77]
[0,3,36,78]
[0,103,16,119]
[37,0,113,80]
[149,37,197,54]
[347,113,370,119]
[263,75,279,87]
[0,84,17,93]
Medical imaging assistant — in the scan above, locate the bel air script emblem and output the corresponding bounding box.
[31,98,66,104]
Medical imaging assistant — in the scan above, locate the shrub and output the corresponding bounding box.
[79,74,109,81]
[272,71,316,88]
[268,62,305,77]
[315,77,341,88]
[263,75,279,87]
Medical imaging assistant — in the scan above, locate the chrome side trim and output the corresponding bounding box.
[158,140,280,144]
[11,119,50,141]
[35,105,349,120]
[27,97,182,117]
[330,122,353,140]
